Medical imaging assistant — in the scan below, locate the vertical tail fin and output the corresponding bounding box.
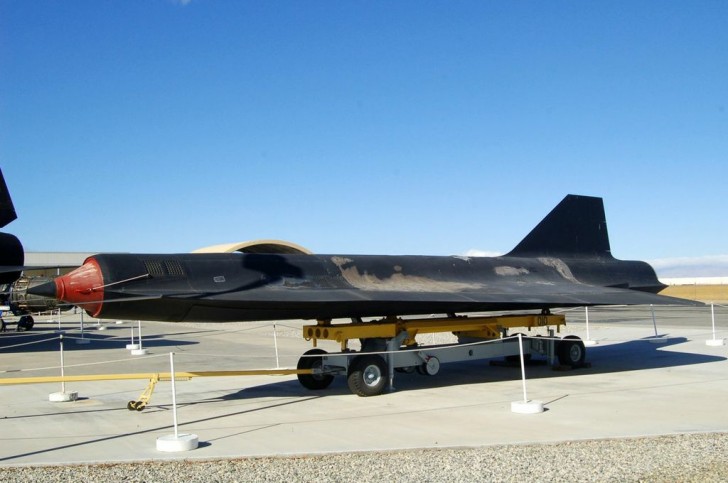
[506,195,612,258]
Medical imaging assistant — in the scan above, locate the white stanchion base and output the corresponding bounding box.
[706,338,726,347]
[49,391,78,402]
[75,338,91,345]
[156,433,199,452]
[649,337,668,344]
[511,400,544,414]
[96,326,107,331]
[126,343,140,350]
[584,340,598,346]
[131,348,148,356]
[115,320,124,325]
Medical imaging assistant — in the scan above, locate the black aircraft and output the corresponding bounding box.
[0,169,23,287]
[26,193,695,323]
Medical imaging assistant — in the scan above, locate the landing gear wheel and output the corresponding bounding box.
[17,315,34,331]
[416,356,440,376]
[127,400,139,411]
[557,335,586,367]
[297,348,334,390]
[347,354,388,397]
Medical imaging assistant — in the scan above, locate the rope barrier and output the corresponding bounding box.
[0,336,60,351]
[0,351,169,375]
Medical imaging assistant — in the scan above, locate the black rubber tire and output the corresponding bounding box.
[557,336,586,367]
[17,315,34,331]
[127,401,138,411]
[297,348,334,390]
[347,354,388,397]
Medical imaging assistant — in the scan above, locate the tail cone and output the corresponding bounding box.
[26,280,57,298]
[27,257,105,317]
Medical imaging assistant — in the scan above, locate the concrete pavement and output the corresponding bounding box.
[1,305,726,466]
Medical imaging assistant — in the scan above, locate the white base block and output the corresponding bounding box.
[156,433,199,452]
[706,338,726,347]
[49,391,78,402]
[584,340,598,346]
[511,400,544,414]
[649,337,668,344]
[131,348,148,356]
[96,326,107,331]
[126,343,140,350]
[75,338,91,345]
[116,320,124,324]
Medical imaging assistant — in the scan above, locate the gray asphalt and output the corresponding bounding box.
[0,304,726,466]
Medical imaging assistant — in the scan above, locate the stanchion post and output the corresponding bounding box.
[156,352,199,452]
[706,302,726,346]
[518,333,528,402]
[76,310,90,345]
[584,306,597,346]
[126,324,140,350]
[60,334,66,394]
[510,333,543,414]
[650,304,667,344]
[273,323,280,368]
[131,320,148,355]
[170,352,179,438]
[49,334,78,402]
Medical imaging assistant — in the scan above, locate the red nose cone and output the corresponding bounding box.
[55,257,104,317]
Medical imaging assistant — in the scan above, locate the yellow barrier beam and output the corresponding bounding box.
[0,368,312,386]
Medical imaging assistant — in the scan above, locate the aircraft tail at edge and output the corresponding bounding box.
[0,169,24,284]
[0,168,17,228]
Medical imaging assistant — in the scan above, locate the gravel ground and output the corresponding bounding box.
[1,432,726,482]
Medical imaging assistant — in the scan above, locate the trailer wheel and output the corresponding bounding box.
[557,336,586,367]
[347,354,388,396]
[297,348,334,390]
[416,356,440,376]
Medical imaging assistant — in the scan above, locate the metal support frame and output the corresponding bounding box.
[304,313,566,351]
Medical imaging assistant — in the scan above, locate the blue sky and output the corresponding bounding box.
[1,1,727,276]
